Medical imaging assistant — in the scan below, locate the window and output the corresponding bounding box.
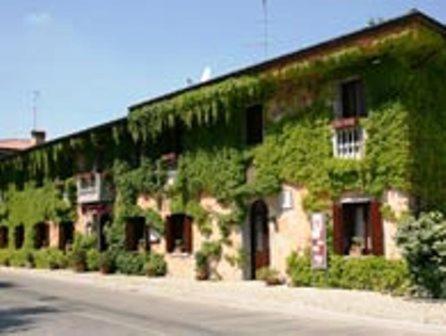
[14,225,24,249]
[59,221,74,251]
[333,200,383,256]
[125,217,149,252]
[333,126,365,159]
[245,105,264,145]
[34,222,50,249]
[0,226,8,249]
[165,214,192,254]
[339,79,366,118]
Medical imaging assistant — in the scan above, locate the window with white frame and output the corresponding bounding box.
[333,126,365,159]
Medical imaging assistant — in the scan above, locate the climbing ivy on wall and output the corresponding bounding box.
[1,180,76,249]
[1,22,446,256]
[128,25,446,215]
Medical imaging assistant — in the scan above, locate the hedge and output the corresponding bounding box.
[287,252,409,296]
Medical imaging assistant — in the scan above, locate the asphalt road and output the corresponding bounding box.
[0,271,444,336]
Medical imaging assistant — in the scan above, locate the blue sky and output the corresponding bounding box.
[1,1,445,140]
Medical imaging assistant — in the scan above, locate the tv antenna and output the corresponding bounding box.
[32,90,40,130]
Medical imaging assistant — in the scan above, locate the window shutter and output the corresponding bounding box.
[333,203,344,255]
[183,216,193,254]
[333,84,343,119]
[356,80,367,117]
[370,200,384,256]
[144,224,151,252]
[165,217,174,253]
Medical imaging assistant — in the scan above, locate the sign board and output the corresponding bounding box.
[311,213,327,270]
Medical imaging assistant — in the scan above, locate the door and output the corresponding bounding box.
[250,200,270,278]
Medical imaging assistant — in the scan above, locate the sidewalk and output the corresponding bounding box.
[2,266,446,329]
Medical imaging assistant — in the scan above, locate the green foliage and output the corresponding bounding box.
[33,248,68,270]
[109,160,167,250]
[70,249,87,272]
[286,252,409,295]
[72,233,97,251]
[396,212,446,298]
[174,148,247,204]
[115,252,148,275]
[9,249,34,268]
[2,182,76,249]
[256,267,283,286]
[194,241,223,280]
[129,76,273,141]
[145,253,167,277]
[0,249,10,266]
[86,249,101,271]
[99,251,115,274]
[67,234,93,272]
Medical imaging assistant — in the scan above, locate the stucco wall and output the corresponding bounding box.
[264,185,311,277]
[138,194,243,281]
[382,189,410,259]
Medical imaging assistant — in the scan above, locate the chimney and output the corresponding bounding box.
[31,130,46,146]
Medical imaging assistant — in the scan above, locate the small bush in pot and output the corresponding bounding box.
[70,249,87,272]
[115,252,147,275]
[194,250,209,281]
[99,252,114,275]
[256,267,283,286]
[146,253,167,277]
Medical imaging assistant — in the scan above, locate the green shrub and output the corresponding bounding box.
[70,249,87,272]
[34,248,68,270]
[396,212,446,298]
[0,249,11,266]
[99,252,114,274]
[194,241,222,280]
[115,252,147,275]
[146,253,167,277]
[86,249,101,271]
[9,250,34,268]
[73,233,97,251]
[286,252,409,295]
[33,249,50,269]
[256,267,283,286]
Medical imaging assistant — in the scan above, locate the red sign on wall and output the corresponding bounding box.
[311,213,327,270]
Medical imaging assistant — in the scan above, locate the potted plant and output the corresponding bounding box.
[194,250,209,281]
[146,253,167,277]
[256,267,283,286]
[99,252,114,274]
[71,249,87,272]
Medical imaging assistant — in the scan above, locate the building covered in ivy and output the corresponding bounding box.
[0,10,445,280]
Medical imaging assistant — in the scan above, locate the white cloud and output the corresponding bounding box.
[24,12,52,26]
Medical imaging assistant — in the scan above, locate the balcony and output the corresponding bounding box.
[76,172,114,204]
[332,120,365,159]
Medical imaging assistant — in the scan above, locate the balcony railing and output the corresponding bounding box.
[76,172,114,204]
[333,124,365,159]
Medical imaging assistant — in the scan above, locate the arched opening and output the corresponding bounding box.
[249,200,270,279]
[0,226,8,249]
[59,221,74,251]
[14,225,25,249]
[34,222,50,249]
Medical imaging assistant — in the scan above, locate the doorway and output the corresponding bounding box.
[249,200,270,279]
